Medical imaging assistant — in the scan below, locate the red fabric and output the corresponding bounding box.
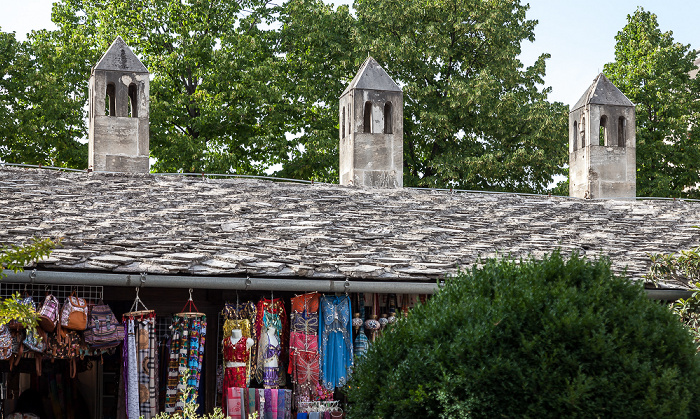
[222,367,246,411]
[290,351,320,388]
[223,336,249,363]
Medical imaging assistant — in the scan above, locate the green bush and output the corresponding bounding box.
[346,252,700,418]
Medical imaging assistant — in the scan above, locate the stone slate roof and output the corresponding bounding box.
[572,73,634,111]
[2,167,700,286]
[94,36,148,73]
[341,57,402,97]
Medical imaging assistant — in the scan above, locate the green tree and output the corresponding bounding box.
[0,28,88,168]
[50,0,289,174]
[604,7,700,198]
[347,252,700,418]
[354,0,568,192]
[273,0,359,182]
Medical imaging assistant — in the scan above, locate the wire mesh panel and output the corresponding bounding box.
[0,282,103,305]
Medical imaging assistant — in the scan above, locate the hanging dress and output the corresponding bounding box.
[318,295,353,391]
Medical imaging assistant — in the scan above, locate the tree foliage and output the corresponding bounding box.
[347,252,700,418]
[0,28,88,167]
[604,7,700,198]
[51,0,289,175]
[0,237,58,277]
[4,0,567,191]
[354,0,568,192]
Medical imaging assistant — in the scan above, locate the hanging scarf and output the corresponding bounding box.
[126,319,140,419]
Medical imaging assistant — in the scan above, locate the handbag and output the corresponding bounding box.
[38,293,60,332]
[60,293,89,331]
[84,301,124,348]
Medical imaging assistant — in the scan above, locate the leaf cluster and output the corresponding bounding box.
[604,7,700,198]
[347,252,700,418]
[4,0,568,191]
[0,237,58,278]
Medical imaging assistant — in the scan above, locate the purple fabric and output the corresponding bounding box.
[263,367,279,387]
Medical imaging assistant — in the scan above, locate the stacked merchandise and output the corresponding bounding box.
[226,388,292,419]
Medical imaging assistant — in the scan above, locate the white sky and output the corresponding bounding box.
[0,0,698,107]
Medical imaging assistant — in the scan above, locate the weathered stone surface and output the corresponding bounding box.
[2,167,700,287]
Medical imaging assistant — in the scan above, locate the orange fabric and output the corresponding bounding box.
[291,292,320,313]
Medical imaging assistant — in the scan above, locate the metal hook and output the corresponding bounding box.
[29,269,37,284]
[245,276,251,290]
[140,272,147,286]
[188,288,193,301]
[344,278,350,295]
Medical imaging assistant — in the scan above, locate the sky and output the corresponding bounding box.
[0,0,698,107]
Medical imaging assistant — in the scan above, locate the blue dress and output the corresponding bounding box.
[318,295,353,390]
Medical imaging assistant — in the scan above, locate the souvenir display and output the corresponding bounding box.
[222,328,254,411]
[318,295,353,391]
[289,292,321,408]
[222,300,258,386]
[164,289,207,414]
[123,288,158,419]
[0,282,426,418]
[255,297,287,389]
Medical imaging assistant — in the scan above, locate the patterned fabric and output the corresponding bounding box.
[290,332,318,352]
[224,335,250,363]
[126,319,140,419]
[164,315,207,413]
[255,299,287,387]
[223,302,257,376]
[290,312,319,334]
[318,296,353,390]
[290,293,320,314]
[223,319,254,385]
[353,329,369,359]
[136,316,157,418]
[222,336,250,411]
[164,327,181,413]
[290,351,320,388]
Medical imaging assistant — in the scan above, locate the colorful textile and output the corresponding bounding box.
[353,329,369,359]
[222,302,257,379]
[318,296,353,390]
[226,387,245,419]
[125,319,139,419]
[291,292,320,314]
[164,315,207,413]
[263,366,279,387]
[290,312,319,334]
[164,328,180,412]
[222,366,246,410]
[224,335,250,363]
[290,351,320,388]
[136,316,157,418]
[256,303,286,387]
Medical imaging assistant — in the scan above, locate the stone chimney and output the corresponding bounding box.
[569,73,636,199]
[339,57,403,187]
[88,37,150,173]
